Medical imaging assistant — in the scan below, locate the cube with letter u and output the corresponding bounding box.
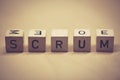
[74,29,91,52]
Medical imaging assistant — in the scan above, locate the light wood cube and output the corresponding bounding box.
[96,29,114,52]
[74,29,91,52]
[51,29,68,52]
[28,29,46,52]
[5,29,24,52]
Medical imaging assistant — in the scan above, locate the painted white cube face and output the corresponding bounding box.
[96,29,114,52]
[28,29,46,52]
[74,29,91,52]
[51,29,68,52]
[5,29,24,52]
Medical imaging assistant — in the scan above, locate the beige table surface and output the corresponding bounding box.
[0,0,120,80]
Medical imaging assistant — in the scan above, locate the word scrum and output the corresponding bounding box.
[5,29,114,52]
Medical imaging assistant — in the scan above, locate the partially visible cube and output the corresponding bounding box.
[28,29,46,52]
[51,29,68,52]
[74,29,91,52]
[96,29,114,52]
[5,29,24,52]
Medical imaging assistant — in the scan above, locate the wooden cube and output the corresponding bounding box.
[74,29,91,52]
[5,29,24,52]
[28,29,46,52]
[51,29,68,52]
[96,29,114,52]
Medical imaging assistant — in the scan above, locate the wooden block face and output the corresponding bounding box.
[28,29,46,52]
[96,29,114,52]
[74,29,91,52]
[5,29,24,52]
[28,37,46,52]
[74,37,91,52]
[51,29,68,52]
[74,29,90,36]
[51,37,68,52]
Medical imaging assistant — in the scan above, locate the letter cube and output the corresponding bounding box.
[51,29,68,52]
[96,29,114,52]
[5,29,24,52]
[28,29,46,52]
[74,29,91,52]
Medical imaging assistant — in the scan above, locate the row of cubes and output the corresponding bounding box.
[5,29,114,52]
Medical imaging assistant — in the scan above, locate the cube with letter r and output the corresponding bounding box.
[51,29,68,52]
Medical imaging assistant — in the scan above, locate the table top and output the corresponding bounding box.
[0,0,120,80]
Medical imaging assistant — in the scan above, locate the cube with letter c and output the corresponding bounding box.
[28,29,46,52]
